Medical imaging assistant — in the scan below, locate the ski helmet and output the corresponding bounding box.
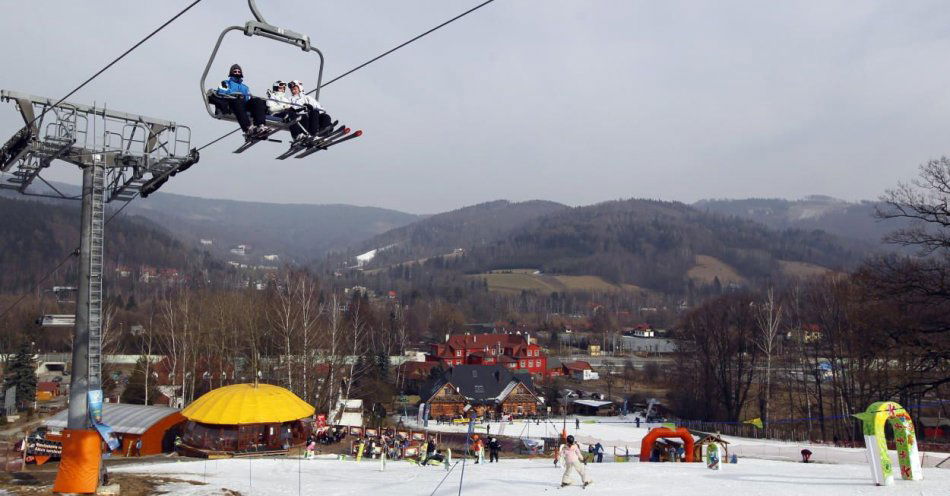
[289,79,303,90]
[566,435,575,444]
[272,80,286,91]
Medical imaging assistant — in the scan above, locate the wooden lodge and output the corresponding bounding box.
[421,365,542,419]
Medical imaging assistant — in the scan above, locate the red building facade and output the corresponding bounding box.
[427,333,547,375]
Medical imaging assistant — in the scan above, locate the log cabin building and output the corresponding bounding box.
[421,365,543,419]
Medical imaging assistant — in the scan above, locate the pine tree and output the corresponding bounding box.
[121,357,157,405]
[375,352,390,383]
[3,341,36,411]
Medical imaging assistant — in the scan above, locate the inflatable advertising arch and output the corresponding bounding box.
[855,401,922,486]
[639,427,695,462]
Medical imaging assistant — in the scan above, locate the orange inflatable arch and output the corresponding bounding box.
[639,427,695,462]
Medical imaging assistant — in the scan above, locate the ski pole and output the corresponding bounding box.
[428,461,460,496]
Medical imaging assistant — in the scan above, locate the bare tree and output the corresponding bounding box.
[877,157,950,254]
[268,274,298,393]
[753,288,783,432]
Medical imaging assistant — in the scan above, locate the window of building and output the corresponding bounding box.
[474,385,484,394]
[456,350,462,357]
[520,361,526,367]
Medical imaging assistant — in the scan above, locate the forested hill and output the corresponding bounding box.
[0,196,209,292]
[128,192,420,263]
[349,200,568,267]
[1,181,421,263]
[359,198,867,296]
[458,199,865,293]
[692,196,903,248]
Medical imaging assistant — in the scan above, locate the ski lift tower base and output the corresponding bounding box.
[0,89,198,494]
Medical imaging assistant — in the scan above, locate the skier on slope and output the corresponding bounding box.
[560,435,591,488]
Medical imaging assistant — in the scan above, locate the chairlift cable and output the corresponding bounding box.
[315,0,496,91]
[196,0,497,151]
[22,0,205,131]
[0,1,204,319]
[3,0,496,317]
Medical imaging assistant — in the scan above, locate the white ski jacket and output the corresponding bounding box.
[288,92,324,112]
[265,89,292,113]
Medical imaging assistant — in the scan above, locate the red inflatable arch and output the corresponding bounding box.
[639,427,695,462]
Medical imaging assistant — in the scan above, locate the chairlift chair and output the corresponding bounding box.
[200,0,361,158]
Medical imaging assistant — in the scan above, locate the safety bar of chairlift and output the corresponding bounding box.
[199,23,324,122]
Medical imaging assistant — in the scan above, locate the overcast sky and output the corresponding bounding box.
[2,1,949,214]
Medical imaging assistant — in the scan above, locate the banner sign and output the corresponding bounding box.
[88,389,120,451]
[26,437,63,458]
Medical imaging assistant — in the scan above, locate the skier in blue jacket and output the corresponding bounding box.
[210,63,267,138]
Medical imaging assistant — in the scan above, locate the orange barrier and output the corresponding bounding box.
[639,427,695,462]
[52,429,101,494]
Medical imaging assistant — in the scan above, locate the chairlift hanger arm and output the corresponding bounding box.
[200,1,325,120]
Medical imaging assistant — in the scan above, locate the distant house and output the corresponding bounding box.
[398,361,441,394]
[562,361,598,381]
[623,324,655,338]
[427,333,547,376]
[569,399,616,416]
[619,335,678,354]
[36,382,61,401]
[200,239,213,246]
[421,365,542,418]
[546,357,565,378]
[139,266,158,283]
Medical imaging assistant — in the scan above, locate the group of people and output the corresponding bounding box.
[211,63,333,144]
[469,435,502,463]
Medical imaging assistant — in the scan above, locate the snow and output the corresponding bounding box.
[355,249,377,265]
[113,455,950,495]
[404,416,950,467]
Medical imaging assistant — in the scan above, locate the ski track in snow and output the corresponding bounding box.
[113,456,950,496]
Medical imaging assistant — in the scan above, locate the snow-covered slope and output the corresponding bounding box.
[115,455,949,495]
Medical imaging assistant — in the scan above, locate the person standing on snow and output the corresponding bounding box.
[212,63,268,139]
[560,435,591,488]
[472,435,484,464]
[287,80,333,143]
[594,442,604,463]
[488,437,501,463]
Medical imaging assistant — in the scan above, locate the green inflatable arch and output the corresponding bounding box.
[854,401,922,486]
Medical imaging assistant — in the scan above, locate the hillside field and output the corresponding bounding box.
[470,271,643,294]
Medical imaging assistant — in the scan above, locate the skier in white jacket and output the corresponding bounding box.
[265,80,291,114]
[287,80,333,142]
[560,435,591,488]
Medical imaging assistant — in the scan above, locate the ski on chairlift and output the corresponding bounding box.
[200,0,362,158]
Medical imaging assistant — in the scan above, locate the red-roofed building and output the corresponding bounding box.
[427,333,547,375]
[562,361,598,381]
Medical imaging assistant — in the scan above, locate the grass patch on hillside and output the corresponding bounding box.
[687,254,746,285]
[470,271,644,294]
[778,260,832,278]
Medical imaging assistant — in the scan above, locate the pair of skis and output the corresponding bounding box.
[559,481,591,490]
[277,124,362,160]
[233,126,281,154]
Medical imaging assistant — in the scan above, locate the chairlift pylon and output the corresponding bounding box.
[200,0,361,158]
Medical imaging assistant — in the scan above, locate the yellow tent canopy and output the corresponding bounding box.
[182,383,314,425]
